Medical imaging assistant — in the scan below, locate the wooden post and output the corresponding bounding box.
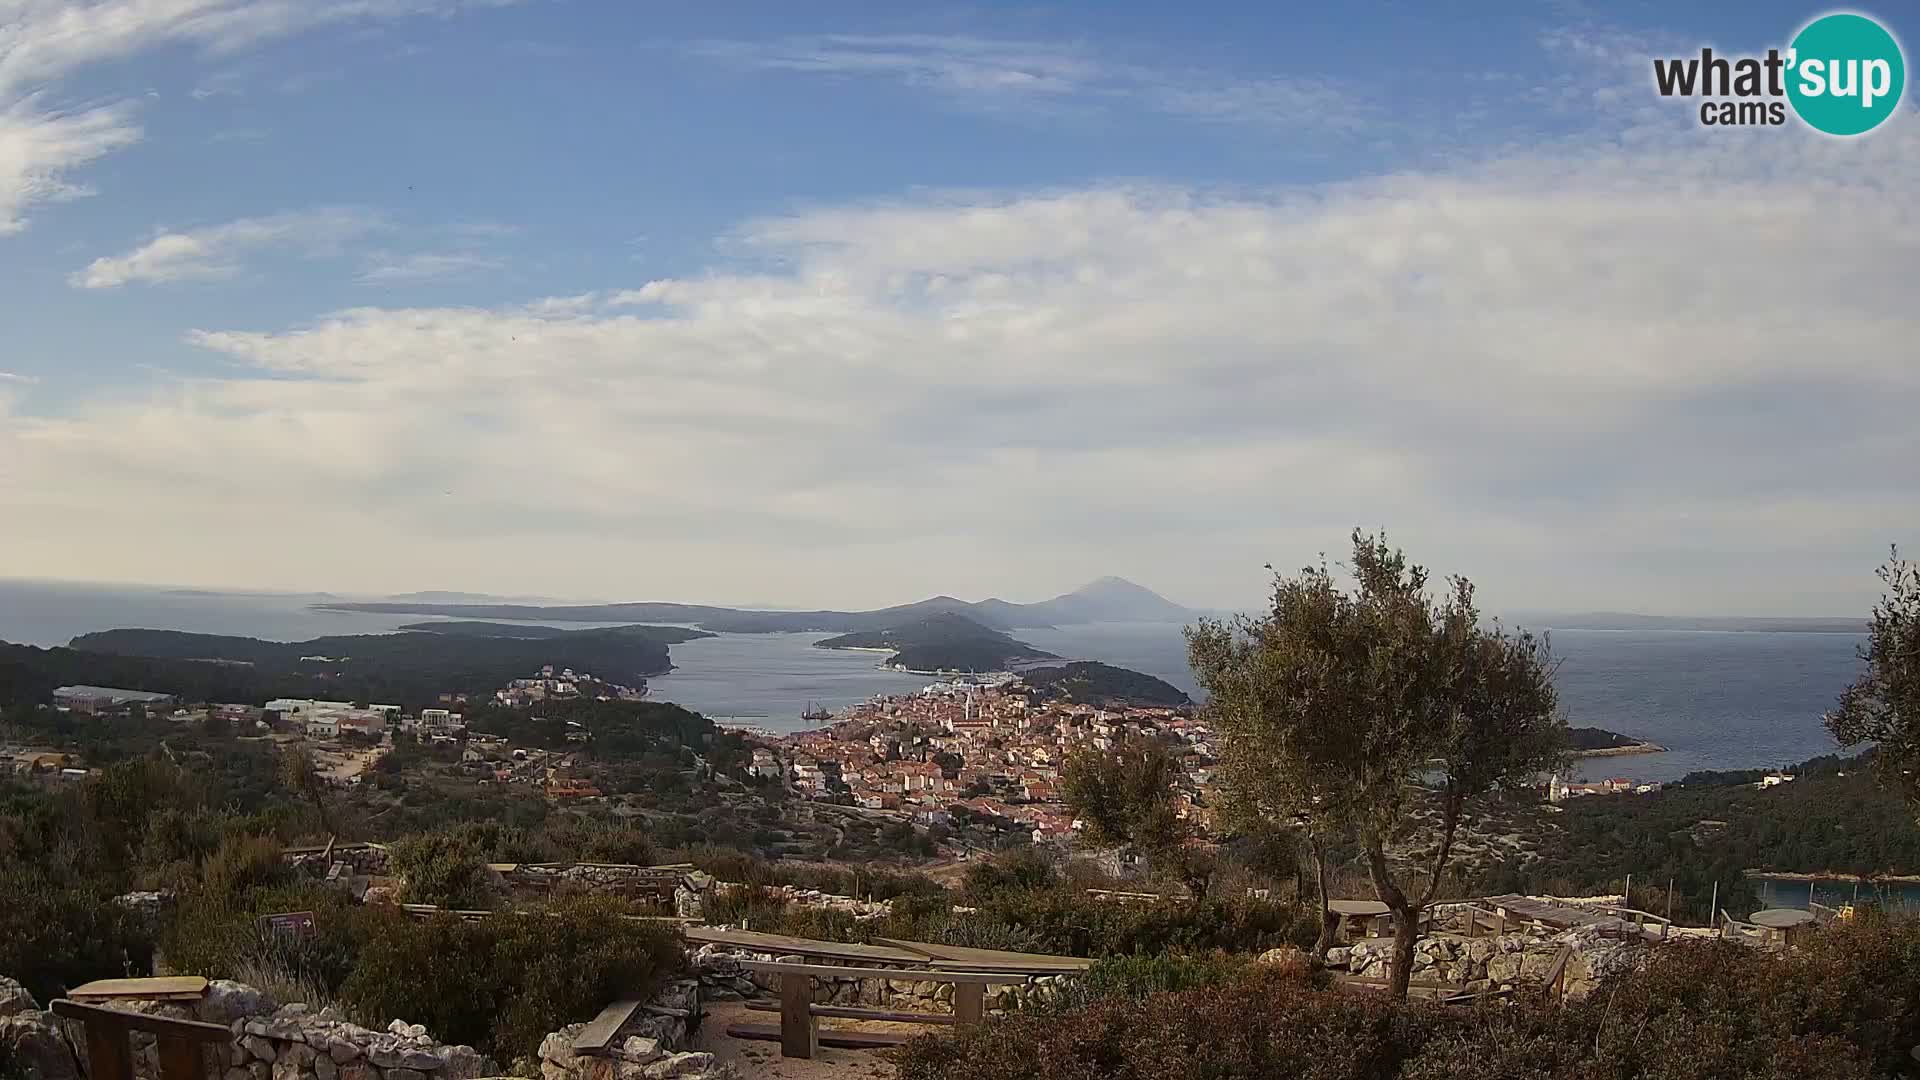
[1665,879,1673,925]
[82,1019,133,1080]
[779,972,818,1060]
[1625,874,1632,907]
[953,982,986,1028]
[155,1036,205,1080]
[51,999,228,1080]
[1709,882,1719,934]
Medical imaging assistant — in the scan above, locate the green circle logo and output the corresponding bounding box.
[1787,13,1906,135]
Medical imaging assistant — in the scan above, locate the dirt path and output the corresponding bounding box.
[694,1001,925,1080]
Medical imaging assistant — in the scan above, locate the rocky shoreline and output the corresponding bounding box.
[1571,740,1666,757]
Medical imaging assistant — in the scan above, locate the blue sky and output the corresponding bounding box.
[1,0,1915,614]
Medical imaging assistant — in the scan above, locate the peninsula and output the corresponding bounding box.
[814,613,1058,674]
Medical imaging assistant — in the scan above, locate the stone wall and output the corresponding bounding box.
[286,844,391,878]
[1333,924,1641,1000]
[689,944,1072,1015]
[534,978,726,1080]
[0,974,733,1080]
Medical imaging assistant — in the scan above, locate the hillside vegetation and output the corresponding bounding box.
[816,613,1059,673]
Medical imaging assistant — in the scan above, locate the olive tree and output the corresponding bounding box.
[1189,531,1564,999]
[1062,734,1192,884]
[1828,548,1920,812]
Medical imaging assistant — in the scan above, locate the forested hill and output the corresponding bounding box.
[815,613,1059,673]
[1020,661,1191,707]
[0,625,692,710]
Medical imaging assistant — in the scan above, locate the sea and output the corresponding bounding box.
[0,579,1868,783]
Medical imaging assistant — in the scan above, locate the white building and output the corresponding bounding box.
[304,715,340,739]
[405,708,464,735]
[266,698,354,717]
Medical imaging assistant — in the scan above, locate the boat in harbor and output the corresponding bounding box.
[800,701,833,723]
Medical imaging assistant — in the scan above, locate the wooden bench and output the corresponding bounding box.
[569,998,646,1056]
[51,1000,231,1080]
[725,961,1021,1059]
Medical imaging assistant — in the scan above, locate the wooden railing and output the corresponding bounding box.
[1594,905,1672,940]
[51,999,231,1080]
[1538,944,1575,1003]
[729,960,1018,1059]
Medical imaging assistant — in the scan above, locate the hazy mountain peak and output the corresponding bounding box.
[1040,576,1192,622]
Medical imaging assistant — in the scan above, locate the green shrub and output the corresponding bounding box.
[390,833,497,909]
[898,919,1920,1080]
[198,833,291,901]
[0,865,152,1003]
[338,896,684,1061]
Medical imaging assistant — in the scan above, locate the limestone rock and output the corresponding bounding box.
[1254,946,1311,976]
[1486,953,1524,984]
[1,1010,81,1080]
[615,1037,663,1065]
[441,1044,495,1079]
[641,1052,714,1079]
[0,977,36,1018]
[199,981,275,1025]
[243,1036,280,1063]
[387,1069,428,1080]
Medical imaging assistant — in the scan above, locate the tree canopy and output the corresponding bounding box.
[1188,530,1565,997]
[1828,547,1920,815]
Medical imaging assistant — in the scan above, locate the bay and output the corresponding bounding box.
[0,581,1869,780]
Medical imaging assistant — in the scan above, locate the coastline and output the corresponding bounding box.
[1572,741,1667,758]
[1746,869,1920,884]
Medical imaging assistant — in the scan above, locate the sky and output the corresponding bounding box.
[0,0,1915,616]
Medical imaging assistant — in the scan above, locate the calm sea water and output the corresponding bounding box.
[1026,622,1867,784]
[0,581,1866,779]
[1753,876,1920,912]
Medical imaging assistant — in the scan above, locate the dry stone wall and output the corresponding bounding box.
[689,944,1073,1015]
[1332,924,1642,1000]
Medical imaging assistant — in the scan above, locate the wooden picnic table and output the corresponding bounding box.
[1750,907,1817,946]
[682,926,929,965]
[1328,899,1392,940]
[873,938,1093,974]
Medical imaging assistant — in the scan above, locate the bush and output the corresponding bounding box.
[338,896,684,1061]
[160,886,400,994]
[899,967,1437,1080]
[390,833,497,909]
[898,918,1920,1080]
[0,865,152,1003]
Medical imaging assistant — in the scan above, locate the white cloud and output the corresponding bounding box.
[7,120,1917,610]
[71,208,383,288]
[356,250,504,284]
[691,33,1375,134]
[0,95,140,233]
[0,0,522,234]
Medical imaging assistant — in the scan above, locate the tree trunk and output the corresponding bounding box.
[1308,836,1338,962]
[1365,842,1419,1001]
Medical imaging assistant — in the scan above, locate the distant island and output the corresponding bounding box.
[0,623,700,710]
[397,621,713,643]
[1020,661,1191,708]
[1511,612,1865,634]
[814,613,1059,674]
[1568,726,1666,756]
[311,575,1196,633]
